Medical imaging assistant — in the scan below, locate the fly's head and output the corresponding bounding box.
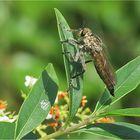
[77,28,93,51]
[78,28,93,38]
[78,28,103,52]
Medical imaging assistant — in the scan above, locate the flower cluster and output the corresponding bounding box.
[0,100,16,122]
[47,105,60,127]
[45,91,90,128]
[24,75,115,137]
[45,91,69,128]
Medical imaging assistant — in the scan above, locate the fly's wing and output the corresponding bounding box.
[91,48,116,96]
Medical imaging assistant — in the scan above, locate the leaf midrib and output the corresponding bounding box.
[16,71,51,139]
[16,89,47,139]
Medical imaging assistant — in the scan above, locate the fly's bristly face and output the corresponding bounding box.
[79,28,93,38]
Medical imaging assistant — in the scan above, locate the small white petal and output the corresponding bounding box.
[25,75,31,81]
[24,75,38,88]
[25,80,30,87]
[7,118,16,123]
[0,116,9,121]
[0,115,16,122]
[31,78,37,85]
[55,96,58,103]
[46,114,53,120]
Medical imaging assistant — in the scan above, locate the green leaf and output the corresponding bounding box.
[22,132,38,139]
[55,8,83,120]
[104,107,140,117]
[0,122,15,139]
[76,122,140,139]
[95,56,140,112]
[15,63,58,140]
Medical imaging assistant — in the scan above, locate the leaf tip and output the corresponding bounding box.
[54,8,59,14]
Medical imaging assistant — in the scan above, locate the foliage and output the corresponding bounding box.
[0,8,140,139]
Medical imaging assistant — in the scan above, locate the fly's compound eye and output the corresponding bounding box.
[80,28,89,37]
[80,30,85,36]
[80,30,86,37]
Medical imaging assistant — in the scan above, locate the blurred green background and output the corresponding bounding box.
[0,1,140,127]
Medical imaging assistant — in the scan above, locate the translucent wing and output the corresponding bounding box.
[91,47,116,96]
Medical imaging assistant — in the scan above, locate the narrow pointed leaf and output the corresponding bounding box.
[0,122,15,139]
[76,122,140,139]
[15,63,58,140]
[104,107,140,117]
[55,8,83,120]
[95,56,140,112]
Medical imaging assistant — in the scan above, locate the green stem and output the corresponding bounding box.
[41,113,96,140]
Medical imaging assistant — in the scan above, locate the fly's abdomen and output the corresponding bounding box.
[92,50,116,96]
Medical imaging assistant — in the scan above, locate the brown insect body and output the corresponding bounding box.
[78,28,116,96]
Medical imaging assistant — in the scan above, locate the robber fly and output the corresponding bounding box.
[65,28,116,96]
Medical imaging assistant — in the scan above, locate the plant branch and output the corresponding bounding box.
[41,113,96,140]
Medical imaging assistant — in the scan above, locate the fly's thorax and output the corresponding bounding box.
[83,34,103,52]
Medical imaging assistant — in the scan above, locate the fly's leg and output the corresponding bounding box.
[61,38,87,90]
[85,60,93,63]
[62,50,78,63]
[61,39,93,76]
[71,69,85,78]
[61,39,87,77]
[60,38,80,46]
[70,60,93,78]
[71,59,93,78]
[70,49,86,78]
[62,51,93,65]
[61,38,82,62]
